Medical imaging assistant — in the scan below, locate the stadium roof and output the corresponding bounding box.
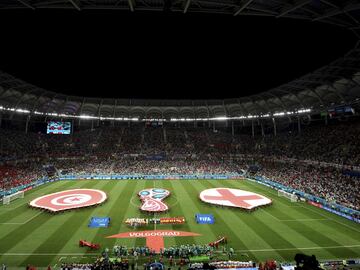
[0,0,359,35]
[0,0,360,120]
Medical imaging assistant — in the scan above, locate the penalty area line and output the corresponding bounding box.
[0,212,43,225]
[299,205,360,234]
[0,200,30,211]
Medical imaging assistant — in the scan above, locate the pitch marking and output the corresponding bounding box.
[300,205,360,234]
[259,208,329,222]
[0,212,42,225]
[0,200,30,211]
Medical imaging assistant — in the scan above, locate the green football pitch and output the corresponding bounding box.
[0,179,359,268]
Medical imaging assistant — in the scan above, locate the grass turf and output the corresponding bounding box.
[0,179,359,268]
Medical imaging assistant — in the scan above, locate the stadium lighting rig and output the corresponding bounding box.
[0,105,313,122]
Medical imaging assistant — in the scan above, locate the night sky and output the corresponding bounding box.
[0,9,357,99]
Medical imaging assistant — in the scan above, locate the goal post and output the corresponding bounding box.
[2,196,10,205]
[2,190,24,205]
[278,189,298,202]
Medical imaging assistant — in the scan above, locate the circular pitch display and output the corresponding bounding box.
[29,189,107,212]
[199,188,271,210]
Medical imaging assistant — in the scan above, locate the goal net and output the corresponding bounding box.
[278,189,298,202]
[3,190,24,205]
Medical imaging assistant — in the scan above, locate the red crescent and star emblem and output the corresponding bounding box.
[29,189,107,212]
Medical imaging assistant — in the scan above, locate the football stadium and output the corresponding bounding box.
[1,1,360,270]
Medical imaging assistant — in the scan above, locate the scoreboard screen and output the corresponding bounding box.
[47,121,71,135]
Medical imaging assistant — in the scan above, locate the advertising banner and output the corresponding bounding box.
[125,217,185,226]
[195,214,215,224]
[89,217,110,228]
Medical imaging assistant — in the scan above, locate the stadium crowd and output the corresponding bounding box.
[1,120,360,211]
[0,163,45,193]
[2,121,360,163]
[252,160,360,211]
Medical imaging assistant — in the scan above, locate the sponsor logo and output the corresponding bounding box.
[29,189,107,212]
[195,214,215,224]
[89,217,111,228]
[159,217,185,224]
[138,188,170,212]
[199,188,271,210]
[125,217,185,226]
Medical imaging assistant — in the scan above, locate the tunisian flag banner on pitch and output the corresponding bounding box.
[29,189,107,212]
[199,188,271,210]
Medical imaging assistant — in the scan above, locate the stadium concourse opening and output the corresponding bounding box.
[1,1,360,270]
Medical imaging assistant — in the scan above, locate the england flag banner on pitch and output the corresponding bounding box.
[29,189,107,212]
[199,188,272,210]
